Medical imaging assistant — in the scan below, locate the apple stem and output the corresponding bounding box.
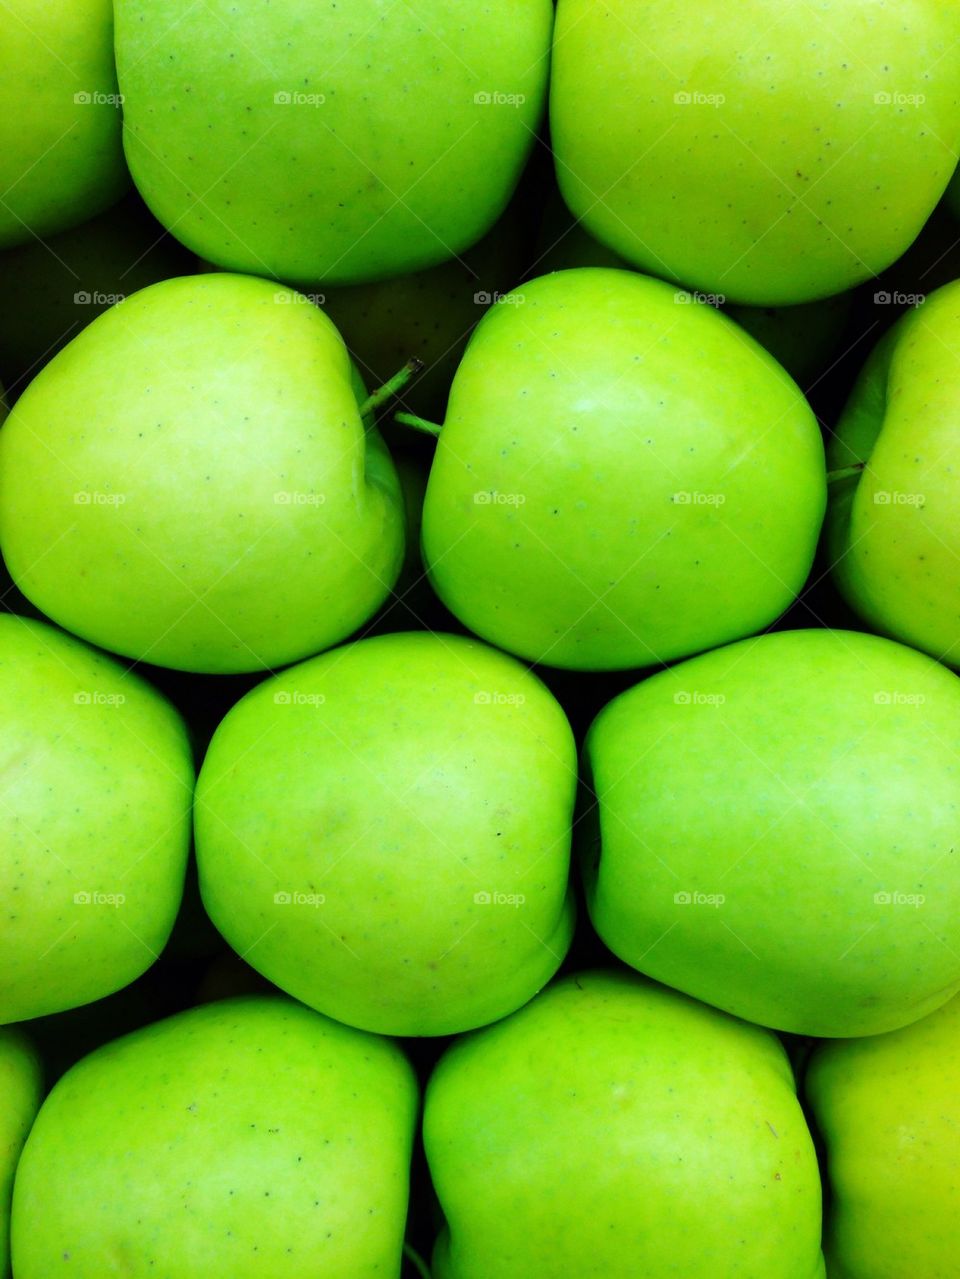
[403,1242,432,1279]
[826,461,866,485]
[359,359,424,421]
[395,410,443,438]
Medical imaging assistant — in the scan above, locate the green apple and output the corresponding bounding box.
[827,279,960,666]
[0,192,191,400]
[0,1029,41,1278]
[550,0,960,304]
[195,631,576,1036]
[424,968,825,1279]
[421,268,825,671]
[0,273,404,673]
[11,995,417,1277]
[0,615,193,1023]
[807,992,960,1278]
[584,627,960,1037]
[114,0,552,285]
[0,0,128,247]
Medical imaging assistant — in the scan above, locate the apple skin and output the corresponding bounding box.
[421,268,825,671]
[584,628,960,1038]
[11,995,417,1278]
[0,1029,41,1279]
[424,969,825,1279]
[807,992,960,1278]
[0,615,194,1023]
[0,0,128,249]
[827,279,960,667]
[114,0,552,285]
[0,273,405,674]
[0,193,192,400]
[550,0,960,305]
[195,631,576,1036]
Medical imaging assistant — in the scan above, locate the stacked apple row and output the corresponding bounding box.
[7,2,960,306]
[2,588,960,1275]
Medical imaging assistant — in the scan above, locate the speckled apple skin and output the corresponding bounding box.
[0,273,404,673]
[808,991,960,1278]
[551,0,960,304]
[195,631,576,1036]
[0,0,128,248]
[828,278,960,667]
[422,268,825,671]
[11,995,417,1278]
[425,970,825,1279]
[114,0,552,285]
[0,1029,41,1277]
[584,628,960,1037]
[0,615,194,1023]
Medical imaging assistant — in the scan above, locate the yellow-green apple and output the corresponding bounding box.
[425,969,825,1278]
[827,278,960,666]
[584,628,960,1036]
[0,614,193,1023]
[550,0,960,304]
[195,632,576,1036]
[0,273,404,673]
[114,0,552,285]
[0,1029,40,1278]
[11,995,417,1278]
[421,268,825,670]
[0,0,128,247]
[807,991,960,1278]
